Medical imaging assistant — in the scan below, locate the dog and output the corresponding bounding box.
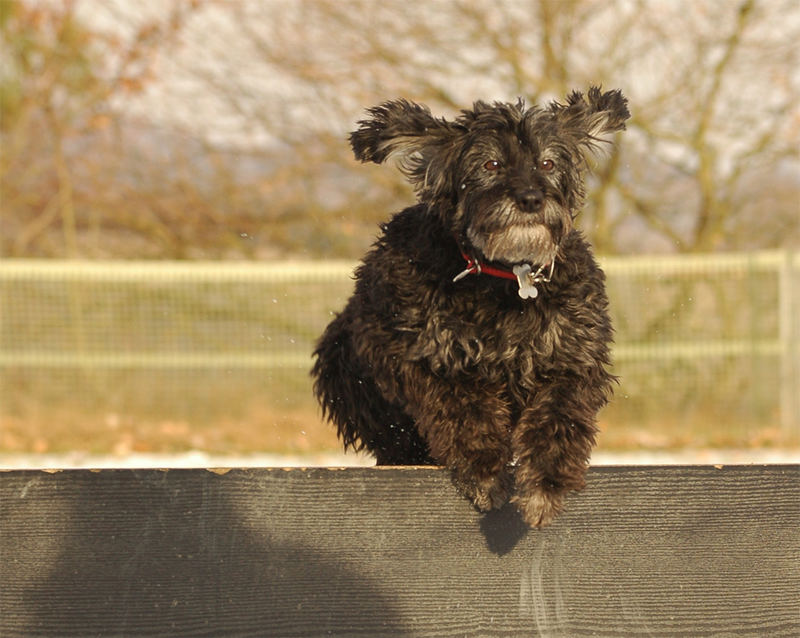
[312,87,629,526]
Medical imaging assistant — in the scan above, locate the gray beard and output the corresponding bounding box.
[467,224,558,265]
[463,197,567,265]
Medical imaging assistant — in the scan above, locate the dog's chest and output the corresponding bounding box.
[415,291,561,381]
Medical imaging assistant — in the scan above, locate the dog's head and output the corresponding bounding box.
[350,87,629,267]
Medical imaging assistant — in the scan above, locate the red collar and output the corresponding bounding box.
[452,252,517,282]
[452,251,555,299]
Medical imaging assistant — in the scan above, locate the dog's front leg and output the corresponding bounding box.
[511,375,601,527]
[404,373,514,512]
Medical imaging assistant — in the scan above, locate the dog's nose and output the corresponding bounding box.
[516,189,544,213]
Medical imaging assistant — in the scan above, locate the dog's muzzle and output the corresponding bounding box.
[515,188,545,214]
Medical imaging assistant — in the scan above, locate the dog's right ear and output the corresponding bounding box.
[350,100,463,201]
[349,100,458,164]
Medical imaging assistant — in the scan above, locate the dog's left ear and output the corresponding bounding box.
[349,100,463,200]
[553,87,630,145]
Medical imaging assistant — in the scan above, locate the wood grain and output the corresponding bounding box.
[1,465,798,637]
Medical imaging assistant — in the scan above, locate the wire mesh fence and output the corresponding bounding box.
[1,251,798,453]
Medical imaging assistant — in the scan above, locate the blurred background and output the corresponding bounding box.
[1,0,798,466]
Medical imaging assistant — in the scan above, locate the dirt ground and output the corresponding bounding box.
[2,403,798,468]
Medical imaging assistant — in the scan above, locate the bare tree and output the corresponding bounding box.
[0,0,202,258]
[3,0,798,258]
[145,0,796,255]
[612,0,800,252]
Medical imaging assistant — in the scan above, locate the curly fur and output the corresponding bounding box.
[313,87,629,526]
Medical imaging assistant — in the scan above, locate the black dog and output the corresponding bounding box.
[313,87,629,526]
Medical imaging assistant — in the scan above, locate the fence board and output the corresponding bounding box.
[1,465,798,637]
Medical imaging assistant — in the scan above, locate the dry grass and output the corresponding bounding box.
[0,402,338,457]
[2,402,797,459]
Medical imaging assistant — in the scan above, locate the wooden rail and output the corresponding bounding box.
[1,465,798,637]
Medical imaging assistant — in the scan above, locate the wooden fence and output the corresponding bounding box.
[1,465,798,636]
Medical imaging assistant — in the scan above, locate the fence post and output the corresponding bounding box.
[779,250,799,431]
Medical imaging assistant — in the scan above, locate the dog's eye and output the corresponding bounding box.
[483,160,502,171]
[539,159,555,172]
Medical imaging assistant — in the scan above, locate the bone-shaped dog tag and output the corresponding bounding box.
[513,264,539,299]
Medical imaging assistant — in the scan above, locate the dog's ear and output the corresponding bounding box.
[350,100,454,163]
[553,87,630,144]
[350,100,463,199]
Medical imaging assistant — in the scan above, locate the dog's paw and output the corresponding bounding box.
[512,487,565,528]
[454,470,512,512]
